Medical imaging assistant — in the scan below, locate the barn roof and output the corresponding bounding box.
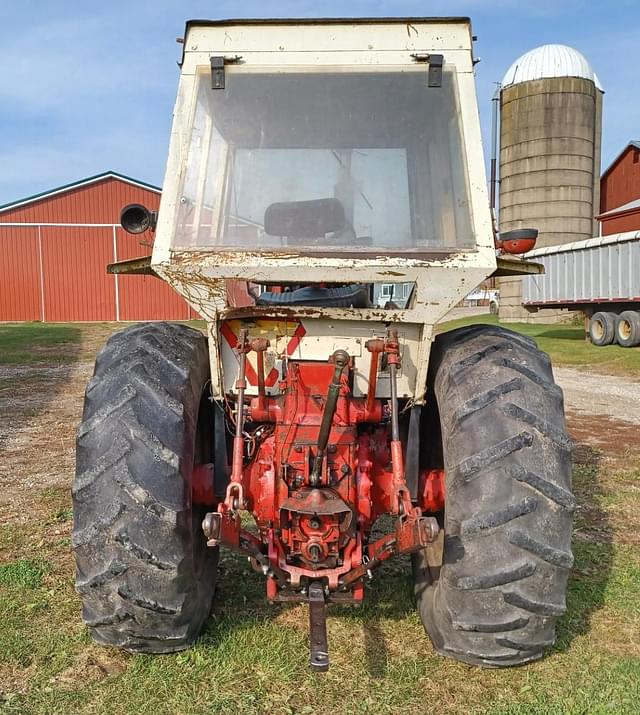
[0,171,161,214]
[601,141,640,180]
[597,197,640,219]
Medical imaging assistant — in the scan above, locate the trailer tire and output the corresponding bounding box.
[413,324,574,668]
[72,322,218,653]
[615,311,640,348]
[589,311,616,346]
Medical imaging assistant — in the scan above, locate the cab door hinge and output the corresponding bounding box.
[210,55,243,89]
[410,53,444,87]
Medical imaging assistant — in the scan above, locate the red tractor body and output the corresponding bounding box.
[197,329,442,667]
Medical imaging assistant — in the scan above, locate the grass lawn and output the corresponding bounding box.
[0,323,83,364]
[439,314,640,377]
[0,320,639,714]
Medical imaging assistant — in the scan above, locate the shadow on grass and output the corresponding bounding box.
[554,440,614,653]
[0,324,83,449]
[359,560,416,678]
[204,540,417,680]
[534,328,584,341]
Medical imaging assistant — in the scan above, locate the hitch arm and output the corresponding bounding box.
[339,514,439,590]
[202,510,288,586]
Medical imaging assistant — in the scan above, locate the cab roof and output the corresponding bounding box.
[185,17,471,29]
[181,17,474,66]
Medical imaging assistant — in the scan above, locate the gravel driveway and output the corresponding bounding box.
[554,366,640,425]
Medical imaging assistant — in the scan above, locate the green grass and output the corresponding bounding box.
[0,323,82,364]
[0,471,638,715]
[0,321,206,367]
[0,319,639,713]
[0,559,48,589]
[438,314,640,376]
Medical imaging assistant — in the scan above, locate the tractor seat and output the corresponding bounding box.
[256,285,372,309]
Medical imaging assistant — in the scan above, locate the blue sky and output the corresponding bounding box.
[0,1,638,204]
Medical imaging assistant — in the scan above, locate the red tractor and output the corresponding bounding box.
[72,17,573,670]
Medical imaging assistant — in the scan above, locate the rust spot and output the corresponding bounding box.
[168,248,464,268]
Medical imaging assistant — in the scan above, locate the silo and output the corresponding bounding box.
[498,44,603,322]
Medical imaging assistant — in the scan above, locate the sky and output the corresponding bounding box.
[0,0,638,205]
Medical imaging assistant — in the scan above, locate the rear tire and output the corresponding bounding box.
[413,325,574,667]
[72,322,218,653]
[589,311,616,346]
[615,310,640,348]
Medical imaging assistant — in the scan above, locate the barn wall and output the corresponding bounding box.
[600,145,640,213]
[41,227,116,321]
[0,176,194,322]
[0,226,41,321]
[600,208,640,236]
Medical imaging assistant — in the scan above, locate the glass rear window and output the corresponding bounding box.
[174,67,474,252]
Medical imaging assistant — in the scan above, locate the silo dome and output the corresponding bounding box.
[502,44,603,91]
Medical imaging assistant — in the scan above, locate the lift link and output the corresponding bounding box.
[385,330,413,516]
[224,328,251,510]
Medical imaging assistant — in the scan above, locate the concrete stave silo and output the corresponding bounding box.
[498,44,603,323]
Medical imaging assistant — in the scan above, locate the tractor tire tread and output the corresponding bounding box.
[72,322,218,654]
[452,616,530,633]
[460,497,538,536]
[413,324,573,668]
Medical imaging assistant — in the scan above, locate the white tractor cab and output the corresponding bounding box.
[78,18,570,671]
[151,17,501,403]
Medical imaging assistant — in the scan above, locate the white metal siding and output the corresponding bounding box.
[523,232,640,304]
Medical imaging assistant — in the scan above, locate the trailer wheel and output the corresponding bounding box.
[615,311,640,348]
[413,325,574,667]
[589,311,616,346]
[72,322,218,653]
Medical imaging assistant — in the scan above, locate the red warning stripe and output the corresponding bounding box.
[265,321,307,386]
[219,321,259,385]
[220,320,307,387]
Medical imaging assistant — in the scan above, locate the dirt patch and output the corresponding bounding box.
[51,649,128,690]
[0,327,106,524]
[567,410,640,456]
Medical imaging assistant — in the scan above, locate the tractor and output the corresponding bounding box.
[72,17,574,671]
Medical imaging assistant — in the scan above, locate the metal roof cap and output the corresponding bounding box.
[502,44,603,91]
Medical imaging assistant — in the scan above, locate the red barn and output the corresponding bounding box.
[0,171,194,322]
[598,141,640,235]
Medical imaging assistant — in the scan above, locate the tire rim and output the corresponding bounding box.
[619,320,632,342]
[592,320,604,341]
